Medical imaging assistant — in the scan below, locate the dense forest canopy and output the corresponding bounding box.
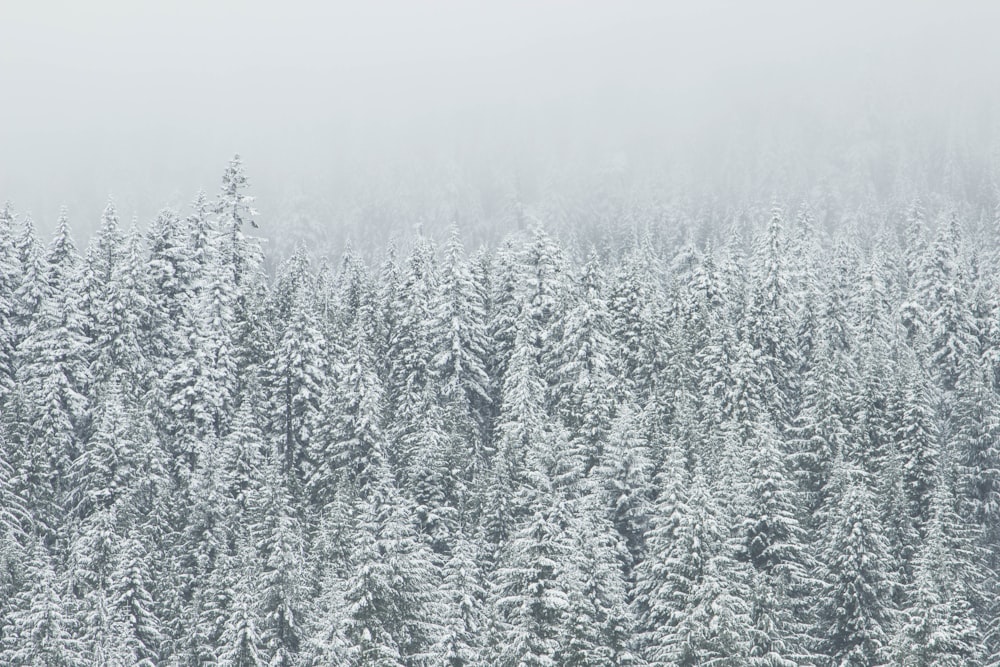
[0,154,999,665]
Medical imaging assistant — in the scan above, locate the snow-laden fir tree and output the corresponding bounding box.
[814,460,897,667]
[892,461,985,666]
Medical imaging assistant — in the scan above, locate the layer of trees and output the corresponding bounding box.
[1,158,999,665]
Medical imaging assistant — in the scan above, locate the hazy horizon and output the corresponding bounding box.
[2,1,999,250]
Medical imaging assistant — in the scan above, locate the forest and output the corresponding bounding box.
[0,154,999,666]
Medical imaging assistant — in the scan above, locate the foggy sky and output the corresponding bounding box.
[1,1,999,241]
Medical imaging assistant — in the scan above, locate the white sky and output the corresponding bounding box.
[1,1,998,233]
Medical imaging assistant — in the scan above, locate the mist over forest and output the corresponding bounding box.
[3,1,1000,256]
[4,3,1000,666]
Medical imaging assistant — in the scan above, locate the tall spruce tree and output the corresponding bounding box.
[814,461,896,667]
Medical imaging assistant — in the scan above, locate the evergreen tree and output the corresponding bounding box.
[218,548,266,667]
[593,403,654,575]
[608,246,661,405]
[172,229,240,441]
[340,466,443,666]
[1,541,82,666]
[11,211,92,540]
[214,154,260,290]
[109,536,163,666]
[893,476,985,666]
[438,536,487,667]
[744,207,798,422]
[488,488,571,667]
[90,225,152,394]
[634,463,752,667]
[738,416,815,663]
[0,424,29,620]
[309,312,387,505]
[789,326,857,518]
[891,351,940,530]
[431,226,492,443]
[386,235,438,433]
[253,459,307,667]
[921,216,978,391]
[954,357,1000,554]
[146,207,196,360]
[399,396,464,551]
[68,378,138,521]
[814,462,896,667]
[556,504,636,667]
[264,277,325,483]
[11,213,44,342]
[0,202,19,397]
[485,239,521,405]
[522,224,569,370]
[551,248,617,473]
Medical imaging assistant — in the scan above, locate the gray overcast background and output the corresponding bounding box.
[1,1,999,250]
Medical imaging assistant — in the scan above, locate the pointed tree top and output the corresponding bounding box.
[50,208,77,253]
[217,155,257,228]
[101,196,119,225]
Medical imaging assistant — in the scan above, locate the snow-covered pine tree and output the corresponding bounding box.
[213,155,268,398]
[252,456,307,667]
[633,462,752,666]
[921,215,979,391]
[108,535,163,666]
[551,248,617,474]
[386,235,438,435]
[184,224,240,439]
[744,206,798,424]
[10,211,92,542]
[485,239,521,407]
[480,310,552,551]
[11,213,44,344]
[556,501,636,667]
[953,355,1000,558]
[0,202,19,397]
[308,307,387,506]
[521,224,569,377]
[631,439,688,662]
[814,460,896,667]
[0,540,82,666]
[82,198,124,339]
[68,378,138,522]
[214,154,260,290]
[487,485,571,667]
[0,422,28,613]
[90,225,152,395]
[608,244,661,407]
[438,535,487,666]
[738,415,815,665]
[218,384,266,517]
[890,349,940,532]
[218,544,266,667]
[264,274,325,485]
[431,225,492,447]
[146,207,196,362]
[788,321,858,520]
[893,463,985,666]
[340,464,443,666]
[398,395,465,552]
[593,402,654,577]
[172,437,235,664]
